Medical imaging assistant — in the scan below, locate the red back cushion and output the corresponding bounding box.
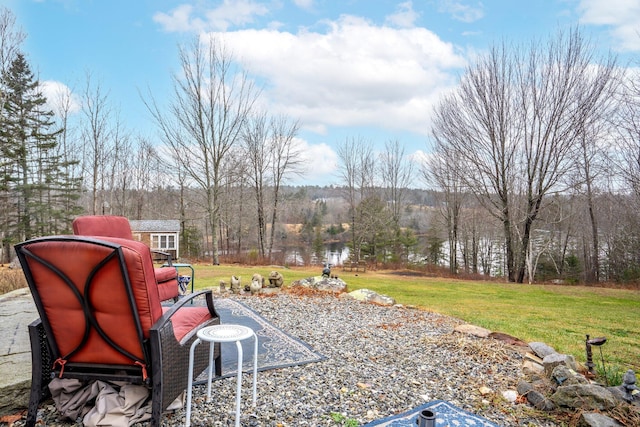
[72,216,134,240]
[22,237,162,366]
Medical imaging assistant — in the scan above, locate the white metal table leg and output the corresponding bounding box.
[185,337,201,427]
[252,331,258,404]
[206,340,215,401]
[186,324,258,427]
[234,340,244,427]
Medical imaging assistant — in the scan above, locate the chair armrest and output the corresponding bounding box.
[151,250,173,266]
[150,290,219,334]
[147,290,221,414]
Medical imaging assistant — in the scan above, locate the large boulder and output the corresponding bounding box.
[0,288,39,414]
[291,276,347,293]
[551,384,618,411]
[347,289,395,306]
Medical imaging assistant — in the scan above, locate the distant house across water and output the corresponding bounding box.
[130,220,180,260]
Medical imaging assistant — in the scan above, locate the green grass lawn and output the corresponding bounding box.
[188,263,640,382]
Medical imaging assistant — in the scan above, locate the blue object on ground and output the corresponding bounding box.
[363,400,500,427]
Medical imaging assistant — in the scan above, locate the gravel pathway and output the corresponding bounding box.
[20,291,559,426]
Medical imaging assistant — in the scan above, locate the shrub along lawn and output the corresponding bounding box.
[189,263,639,382]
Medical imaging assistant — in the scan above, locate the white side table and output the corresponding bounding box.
[186,324,258,427]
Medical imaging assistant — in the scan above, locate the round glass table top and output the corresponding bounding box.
[197,324,254,342]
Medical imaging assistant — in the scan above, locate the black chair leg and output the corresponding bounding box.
[151,382,163,427]
[26,322,47,427]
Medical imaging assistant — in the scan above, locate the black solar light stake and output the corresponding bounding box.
[585,334,608,385]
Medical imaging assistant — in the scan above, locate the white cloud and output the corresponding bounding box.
[409,148,431,166]
[578,0,640,51]
[385,1,420,28]
[205,0,269,31]
[292,0,315,11]
[437,0,484,23]
[39,80,81,118]
[294,139,340,185]
[212,15,466,137]
[154,0,269,32]
[153,4,201,32]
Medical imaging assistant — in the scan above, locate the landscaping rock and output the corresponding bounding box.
[347,289,395,306]
[522,359,545,375]
[291,276,347,293]
[530,342,557,358]
[543,353,578,378]
[551,365,589,386]
[488,331,529,347]
[522,352,545,375]
[502,389,518,402]
[609,369,639,403]
[578,412,623,427]
[551,384,618,411]
[454,324,491,338]
[517,380,556,411]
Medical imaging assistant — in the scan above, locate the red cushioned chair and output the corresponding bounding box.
[72,215,180,302]
[15,235,222,427]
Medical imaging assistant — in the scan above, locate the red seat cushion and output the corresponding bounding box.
[155,266,177,284]
[162,306,215,343]
[155,266,179,300]
[157,280,179,302]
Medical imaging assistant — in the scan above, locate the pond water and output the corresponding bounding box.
[284,242,350,267]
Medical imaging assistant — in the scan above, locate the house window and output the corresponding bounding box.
[151,234,176,250]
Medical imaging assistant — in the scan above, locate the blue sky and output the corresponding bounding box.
[4,0,640,186]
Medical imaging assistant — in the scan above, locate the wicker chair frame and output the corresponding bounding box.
[15,235,221,427]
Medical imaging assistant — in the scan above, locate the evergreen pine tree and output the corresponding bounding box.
[0,52,80,256]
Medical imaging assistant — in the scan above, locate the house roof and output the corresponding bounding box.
[129,220,180,233]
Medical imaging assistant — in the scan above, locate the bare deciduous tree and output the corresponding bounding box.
[431,28,619,282]
[616,67,640,196]
[105,116,132,216]
[243,111,270,258]
[129,136,160,219]
[145,35,259,265]
[423,141,465,274]
[337,137,375,262]
[380,139,413,229]
[266,115,302,259]
[80,72,114,215]
[243,112,302,261]
[0,7,24,78]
